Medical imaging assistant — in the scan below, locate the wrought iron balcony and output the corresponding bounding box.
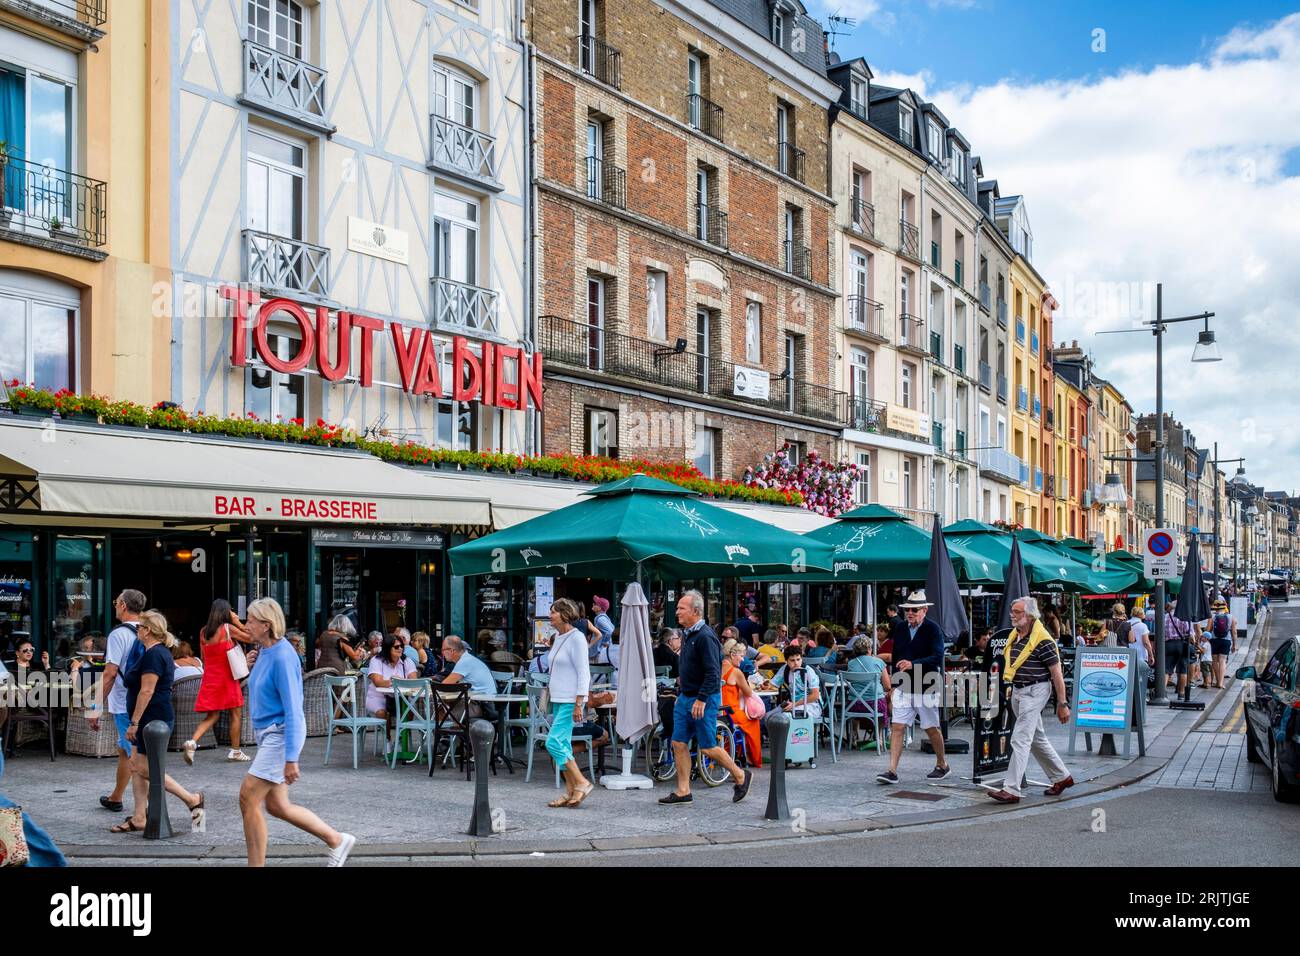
[432,276,499,336]
[978,360,992,392]
[929,330,943,363]
[784,240,811,281]
[1016,385,1028,411]
[850,197,875,238]
[996,298,1008,327]
[696,204,728,248]
[850,397,886,432]
[240,39,331,132]
[976,447,1029,485]
[953,344,965,374]
[898,314,927,354]
[898,219,920,259]
[428,114,498,185]
[584,157,626,209]
[845,295,885,339]
[686,93,724,140]
[577,34,621,89]
[243,229,329,297]
[997,373,1008,402]
[0,152,106,248]
[0,0,106,39]
[1045,407,1055,429]
[538,313,848,424]
[1046,475,1056,498]
[979,281,991,311]
[777,141,805,182]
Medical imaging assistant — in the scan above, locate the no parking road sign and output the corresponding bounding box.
[1142,528,1178,579]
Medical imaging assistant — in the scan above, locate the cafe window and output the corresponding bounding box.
[0,271,78,392]
[585,407,618,458]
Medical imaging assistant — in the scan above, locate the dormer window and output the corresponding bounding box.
[950,143,966,186]
[850,77,867,117]
[771,11,785,47]
[899,103,913,147]
[926,119,942,159]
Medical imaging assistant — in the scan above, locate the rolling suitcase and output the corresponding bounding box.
[783,667,817,768]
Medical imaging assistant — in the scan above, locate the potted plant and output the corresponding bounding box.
[4,381,55,418]
[47,214,78,241]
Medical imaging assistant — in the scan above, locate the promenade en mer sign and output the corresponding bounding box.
[221,286,544,411]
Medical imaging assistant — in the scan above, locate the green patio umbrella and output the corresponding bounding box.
[753,503,1003,584]
[942,520,1137,595]
[447,473,836,580]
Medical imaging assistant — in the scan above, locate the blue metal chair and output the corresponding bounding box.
[523,681,594,786]
[814,665,841,763]
[838,670,889,753]
[324,675,386,769]
[389,678,436,769]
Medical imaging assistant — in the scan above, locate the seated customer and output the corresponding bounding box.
[770,645,822,720]
[755,628,785,668]
[874,624,894,663]
[440,634,497,719]
[653,628,681,678]
[170,641,205,681]
[366,634,419,719]
[842,637,891,747]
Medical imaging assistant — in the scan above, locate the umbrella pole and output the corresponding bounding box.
[601,577,654,790]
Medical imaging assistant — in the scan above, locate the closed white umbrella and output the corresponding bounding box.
[601,581,656,790]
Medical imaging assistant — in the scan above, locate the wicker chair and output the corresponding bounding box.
[65,706,121,757]
[168,675,219,752]
[304,667,339,737]
[213,680,255,749]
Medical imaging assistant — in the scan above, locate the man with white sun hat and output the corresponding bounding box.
[876,590,951,785]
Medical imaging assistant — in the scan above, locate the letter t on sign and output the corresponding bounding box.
[222,285,262,367]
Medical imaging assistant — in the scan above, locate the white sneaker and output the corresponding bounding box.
[182,740,197,765]
[227,749,252,762]
[327,832,356,867]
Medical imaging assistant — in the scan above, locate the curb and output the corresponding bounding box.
[63,615,1273,861]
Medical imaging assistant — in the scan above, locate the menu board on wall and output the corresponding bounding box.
[477,574,507,630]
[331,556,360,612]
[534,576,554,620]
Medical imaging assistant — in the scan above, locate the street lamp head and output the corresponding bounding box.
[1191,328,1221,362]
[1100,472,1129,505]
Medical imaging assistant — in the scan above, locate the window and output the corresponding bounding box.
[771,11,785,47]
[783,332,799,412]
[950,143,966,186]
[694,427,718,478]
[432,64,477,130]
[851,251,871,312]
[585,407,618,458]
[926,119,942,159]
[744,301,761,364]
[850,348,869,404]
[901,362,914,408]
[433,191,480,286]
[855,451,871,505]
[850,77,867,117]
[850,170,870,231]
[646,270,666,340]
[247,129,305,239]
[695,307,710,392]
[586,276,605,370]
[903,457,914,509]
[786,440,805,466]
[0,57,75,223]
[0,274,78,392]
[898,104,913,147]
[776,101,794,174]
[247,0,304,58]
[687,50,705,127]
[695,165,712,240]
[247,329,306,421]
[585,119,605,200]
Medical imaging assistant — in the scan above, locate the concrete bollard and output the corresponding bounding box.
[763,711,791,821]
[467,719,496,837]
[143,720,174,840]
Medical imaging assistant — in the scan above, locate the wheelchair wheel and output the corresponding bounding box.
[699,723,735,787]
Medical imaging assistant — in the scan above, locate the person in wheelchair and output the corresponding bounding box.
[721,639,762,767]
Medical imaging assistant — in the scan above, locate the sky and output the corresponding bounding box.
[811,1,1300,494]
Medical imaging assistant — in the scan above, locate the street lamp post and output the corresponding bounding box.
[1212,447,1246,603]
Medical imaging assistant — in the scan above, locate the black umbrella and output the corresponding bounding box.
[926,513,970,643]
[997,535,1031,630]
[1174,543,1211,624]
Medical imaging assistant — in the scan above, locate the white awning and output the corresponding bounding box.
[0,420,491,526]
[714,499,834,534]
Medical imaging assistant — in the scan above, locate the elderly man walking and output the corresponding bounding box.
[988,597,1074,804]
[876,591,950,785]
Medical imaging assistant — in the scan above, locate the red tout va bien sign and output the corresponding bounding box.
[221,286,544,411]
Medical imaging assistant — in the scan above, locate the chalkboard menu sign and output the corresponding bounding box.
[331,554,360,613]
[476,575,507,630]
[972,626,1017,782]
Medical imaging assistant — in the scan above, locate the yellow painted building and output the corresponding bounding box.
[0,2,170,402]
[1053,371,1085,538]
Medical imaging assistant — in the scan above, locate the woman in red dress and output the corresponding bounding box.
[183,599,251,763]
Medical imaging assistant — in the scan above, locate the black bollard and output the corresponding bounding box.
[467,719,496,837]
[763,711,791,821]
[143,720,174,840]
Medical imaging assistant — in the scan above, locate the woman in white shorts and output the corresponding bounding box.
[239,597,356,867]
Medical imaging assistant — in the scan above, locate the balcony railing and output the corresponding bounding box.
[1046,475,1056,498]
[1045,407,1055,429]
[1,0,106,36]
[784,240,811,281]
[898,314,926,353]
[1015,317,1025,343]
[955,429,967,458]
[1030,330,1040,354]
[686,93,724,140]
[538,313,848,424]
[1016,385,1028,411]
[953,344,965,374]
[577,34,621,89]
[954,259,964,287]
[850,397,886,432]
[429,115,497,184]
[584,157,626,209]
[432,276,499,335]
[777,141,806,182]
[929,240,940,269]
[845,295,885,338]
[243,229,329,297]
[1032,396,1041,419]
[996,298,1008,327]
[929,331,943,363]
[932,421,944,450]
[978,361,992,391]
[695,204,728,248]
[0,152,107,247]
[979,281,991,311]
[850,197,875,238]
[241,39,330,131]
[898,219,920,259]
[976,447,1029,485]
[1034,468,1044,493]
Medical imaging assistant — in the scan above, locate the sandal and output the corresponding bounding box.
[110,817,144,833]
[189,792,205,828]
[566,782,594,808]
[182,740,197,765]
[548,794,575,808]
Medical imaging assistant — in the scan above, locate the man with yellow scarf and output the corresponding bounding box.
[988,597,1074,804]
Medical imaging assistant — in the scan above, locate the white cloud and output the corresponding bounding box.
[918,13,1300,492]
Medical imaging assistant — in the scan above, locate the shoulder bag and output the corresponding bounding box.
[225,624,250,681]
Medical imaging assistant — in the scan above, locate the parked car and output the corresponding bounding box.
[1238,636,1300,803]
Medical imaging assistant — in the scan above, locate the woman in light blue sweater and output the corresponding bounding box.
[544,598,593,808]
[239,597,355,867]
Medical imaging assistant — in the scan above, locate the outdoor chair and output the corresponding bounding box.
[214,680,254,747]
[3,700,56,760]
[65,705,120,757]
[323,675,386,769]
[814,665,841,763]
[168,675,217,751]
[838,670,889,753]
[523,681,594,786]
[389,678,436,769]
[304,667,339,737]
[590,664,616,688]
[430,682,473,780]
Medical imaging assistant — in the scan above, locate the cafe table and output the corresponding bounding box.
[471,692,528,773]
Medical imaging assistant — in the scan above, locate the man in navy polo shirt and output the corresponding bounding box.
[876,590,950,785]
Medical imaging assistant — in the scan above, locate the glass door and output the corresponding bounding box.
[50,536,104,655]
[0,531,35,656]
[586,277,604,371]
